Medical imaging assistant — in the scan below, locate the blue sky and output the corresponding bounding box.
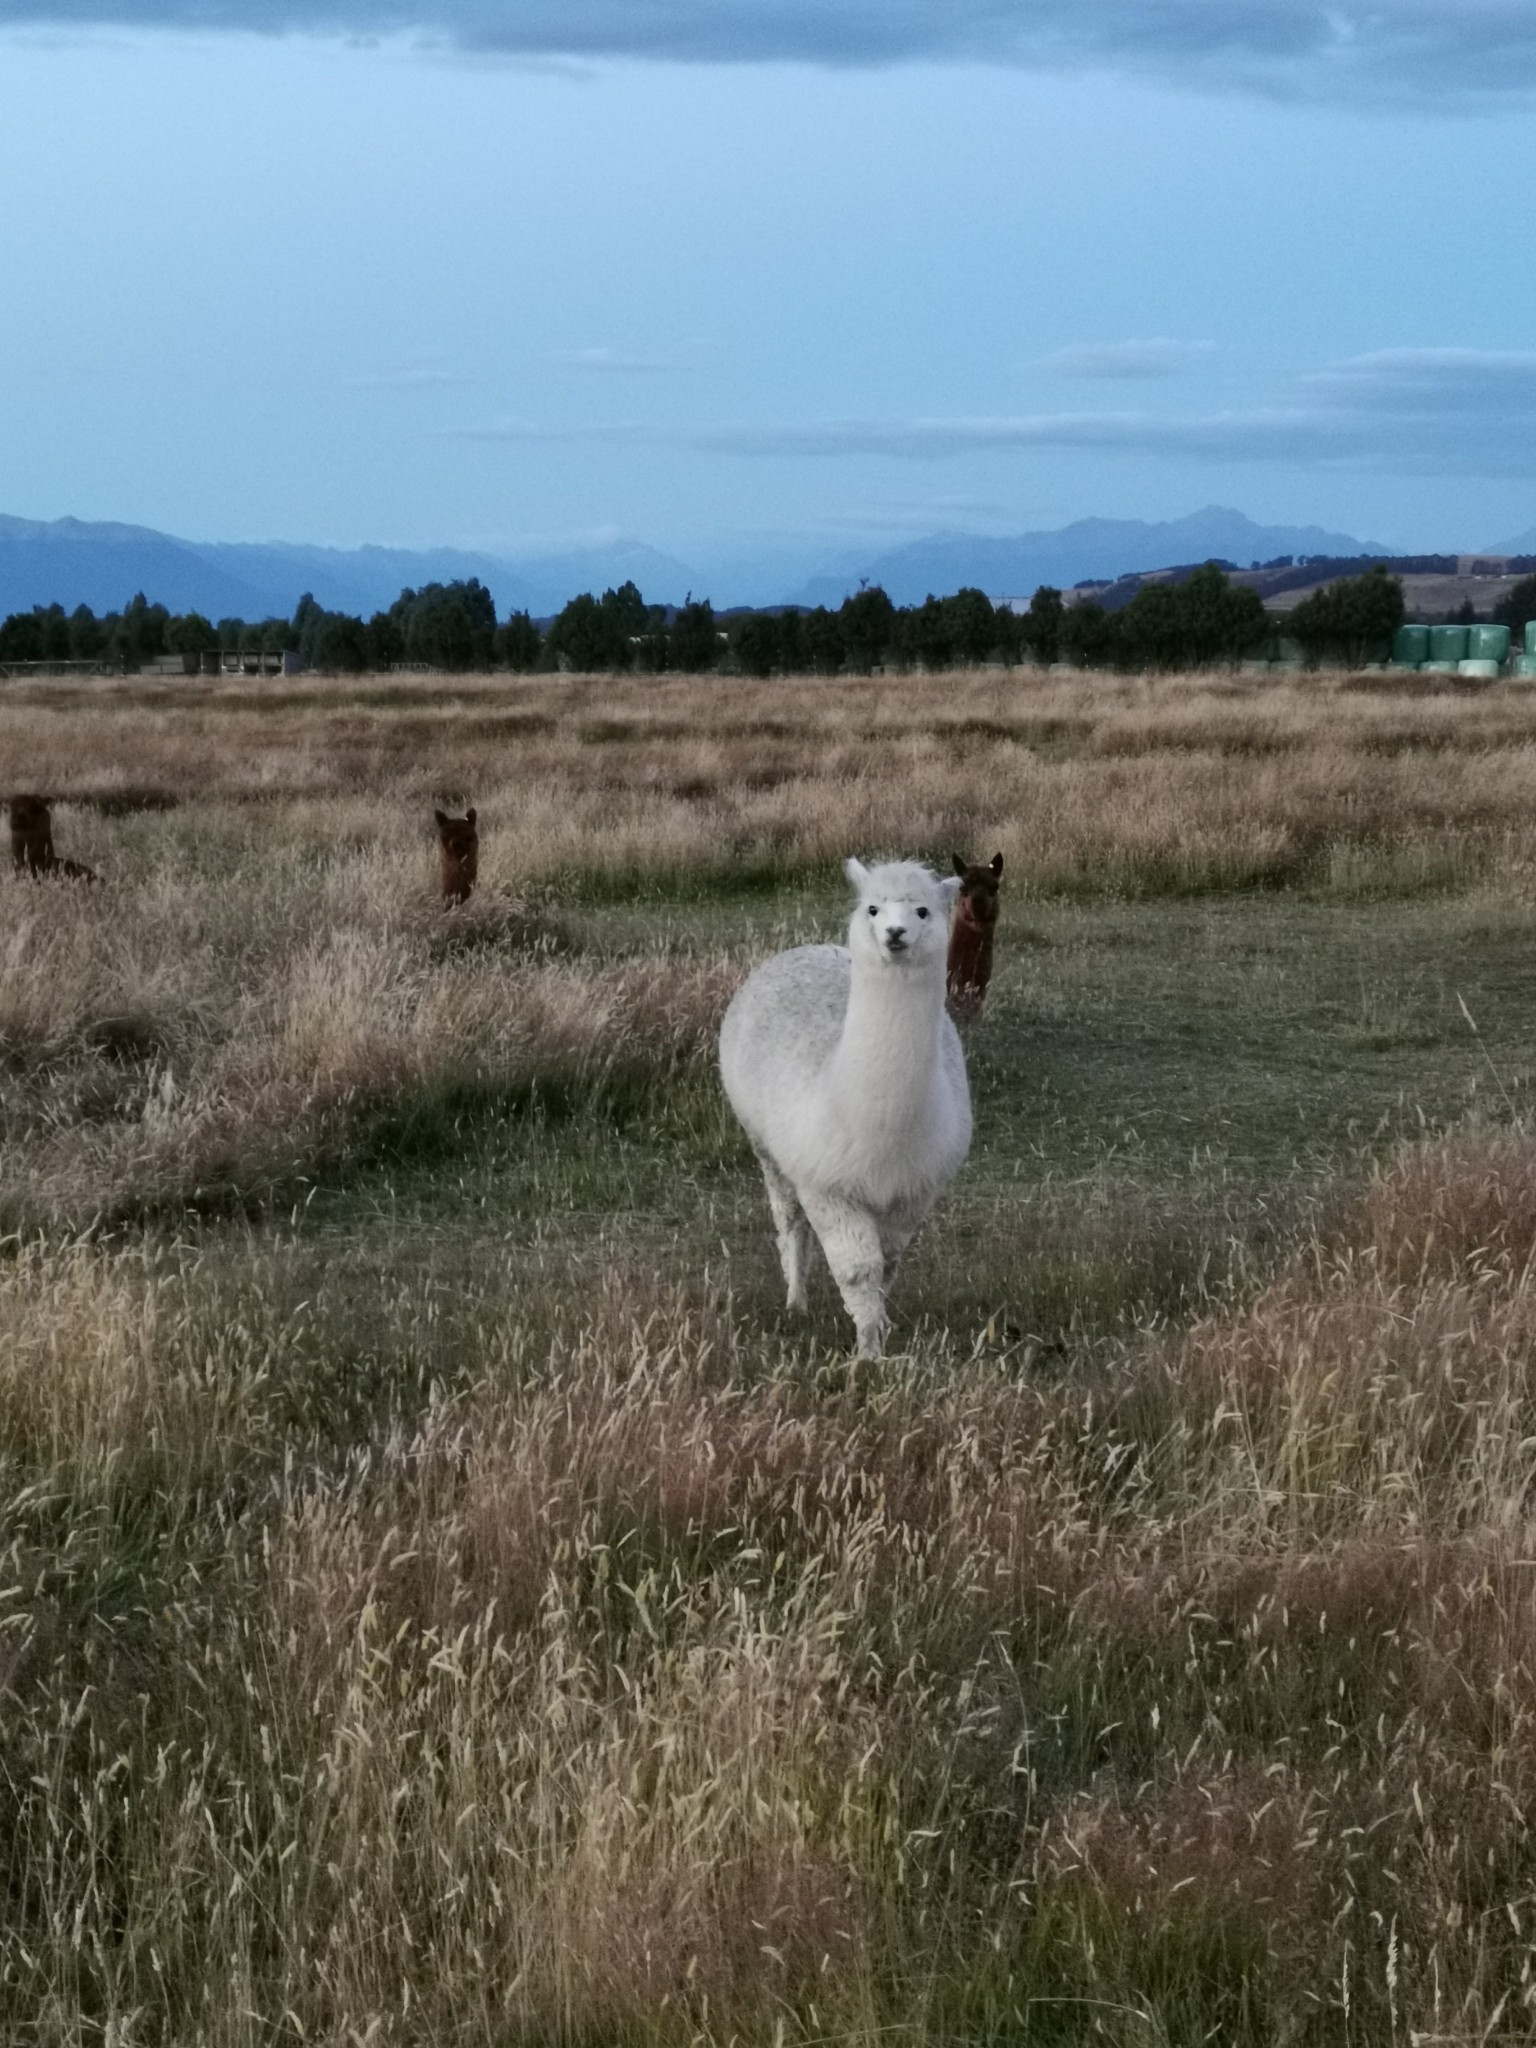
[1,1,1533,589]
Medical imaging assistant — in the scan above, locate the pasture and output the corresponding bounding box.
[7,664,1536,2043]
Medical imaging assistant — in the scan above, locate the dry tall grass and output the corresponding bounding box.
[7,667,1536,2040]
[11,664,1536,903]
[9,662,1536,1229]
[6,1149,1536,2041]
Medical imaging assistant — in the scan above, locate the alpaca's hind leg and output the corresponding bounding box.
[799,1191,888,1357]
[756,1153,813,1311]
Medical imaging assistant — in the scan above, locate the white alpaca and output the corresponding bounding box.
[719,857,972,1356]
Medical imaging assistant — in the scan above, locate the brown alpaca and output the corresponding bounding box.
[434,806,478,905]
[9,794,98,881]
[946,851,1003,1011]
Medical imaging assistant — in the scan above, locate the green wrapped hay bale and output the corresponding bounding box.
[1421,661,1459,674]
[1457,658,1501,679]
[1525,620,1536,656]
[1429,624,1470,662]
[1469,623,1510,662]
[1393,624,1431,666]
[1514,653,1536,679]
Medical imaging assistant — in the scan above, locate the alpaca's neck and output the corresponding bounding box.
[949,912,992,965]
[829,954,946,1103]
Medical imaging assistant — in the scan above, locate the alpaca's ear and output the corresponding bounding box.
[990,852,1003,876]
[940,875,962,907]
[433,809,449,829]
[952,853,969,878]
[465,807,477,828]
[844,856,871,893]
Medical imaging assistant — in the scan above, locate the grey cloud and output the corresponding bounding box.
[694,344,1536,475]
[5,0,1536,101]
[1305,349,1536,414]
[439,346,1536,478]
[1036,339,1217,380]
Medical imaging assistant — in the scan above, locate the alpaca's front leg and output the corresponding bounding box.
[877,1200,926,1290]
[800,1190,887,1356]
[756,1153,813,1311]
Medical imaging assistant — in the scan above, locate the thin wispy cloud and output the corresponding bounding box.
[439,418,646,442]
[696,411,1345,463]
[1037,339,1217,380]
[551,347,681,373]
[2,1,1535,102]
[349,359,462,389]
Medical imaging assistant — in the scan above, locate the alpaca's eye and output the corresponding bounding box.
[916,907,929,920]
[868,905,878,917]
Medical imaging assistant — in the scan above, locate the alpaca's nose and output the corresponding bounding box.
[885,925,908,949]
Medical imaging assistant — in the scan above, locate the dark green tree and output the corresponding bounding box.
[1494,573,1536,637]
[33,604,71,661]
[69,605,104,660]
[1118,581,1187,669]
[0,609,45,661]
[602,580,650,642]
[494,611,542,672]
[840,585,896,673]
[394,579,496,670]
[1059,600,1120,668]
[546,591,627,672]
[885,607,918,672]
[1287,566,1405,667]
[946,587,997,666]
[668,598,720,674]
[777,609,806,675]
[803,606,844,676]
[1175,562,1267,665]
[166,612,218,671]
[166,610,216,653]
[115,592,169,667]
[92,593,168,671]
[310,610,369,673]
[730,612,781,679]
[915,595,954,671]
[365,610,405,669]
[1019,586,1064,665]
[993,603,1026,667]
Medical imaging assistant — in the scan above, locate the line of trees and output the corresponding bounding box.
[0,563,1445,679]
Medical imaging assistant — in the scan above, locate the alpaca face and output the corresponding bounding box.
[845,856,957,970]
[434,806,478,904]
[951,852,1003,929]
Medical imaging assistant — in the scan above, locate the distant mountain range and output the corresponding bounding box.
[0,515,691,623]
[0,505,1500,623]
[789,507,1394,609]
[1484,526,1536,555]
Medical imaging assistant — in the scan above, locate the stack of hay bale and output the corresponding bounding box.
[1392,623,1513,678]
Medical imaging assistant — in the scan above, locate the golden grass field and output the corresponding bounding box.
[8,663,1536,2043]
